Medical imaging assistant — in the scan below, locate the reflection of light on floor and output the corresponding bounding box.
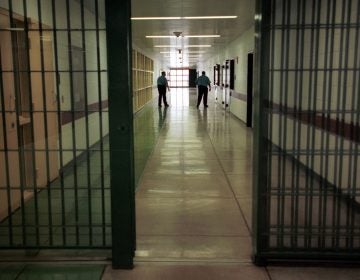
[168,88,190,107]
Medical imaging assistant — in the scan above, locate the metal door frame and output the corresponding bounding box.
[106,0,135,269]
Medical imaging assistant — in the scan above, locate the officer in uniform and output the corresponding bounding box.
[195,71,211,108]
[157,71,170,107]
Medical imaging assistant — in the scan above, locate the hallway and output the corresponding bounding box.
[1,90,360,279]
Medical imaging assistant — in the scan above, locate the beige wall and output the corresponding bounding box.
[199,26,255,123]
[0,1,109,166]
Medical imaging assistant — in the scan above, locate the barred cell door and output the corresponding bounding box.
[253,0,360,263]
[0,0,136,268]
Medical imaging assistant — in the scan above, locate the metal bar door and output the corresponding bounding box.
[253,0,360,264]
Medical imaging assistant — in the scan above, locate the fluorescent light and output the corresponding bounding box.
[132,16,237,20]
[183,16,237,19]
[154,45,211,48]
[132,17,181,20]
[146,35,175,38]
[147,35,220,38]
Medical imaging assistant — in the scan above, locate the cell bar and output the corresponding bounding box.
[0,48,13,245]
[95,0,107,246]
[65,0,80,245]
[37,0,54,246]
[51,0,67,246]
[80,0,93,246]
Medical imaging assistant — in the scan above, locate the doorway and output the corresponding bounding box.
[169,68,190,88]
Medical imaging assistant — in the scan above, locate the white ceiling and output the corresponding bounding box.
[131,0,255,68]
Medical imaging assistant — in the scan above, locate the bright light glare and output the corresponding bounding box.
[132,17,181,20]
[183,16,237,19]
[154,45,211,48]
[147,35,220,38]
[132,16,237,20]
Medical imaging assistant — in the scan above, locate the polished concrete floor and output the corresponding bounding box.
[103,88,360,279]
[1,88,360,279]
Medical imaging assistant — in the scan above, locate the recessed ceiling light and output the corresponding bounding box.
[132,17,181,20]
[132,16,237,20]
[146,35,175,38]
[184,16,237,19]
[154,45,211,48]
[147,35,220,38]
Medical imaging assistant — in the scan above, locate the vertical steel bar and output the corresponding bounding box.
[65,0,80,245]
[20,0,41,246]
[266,0,276,250]
[290,0,302,248]
[0,49,14,245]
[80,0,93,246]
[322,0,337,248]
[280,0,291,247]
[51,0,67,246]
[7,0,27,247]
[277,0,287,249]
[348,0,360,249]
[305,0,326,248]
[94,0,107,246]
[297,0,307,248]
[318,0,332,249]
[304,0,319,249]
[334,0,352,249]
[37,0,54,246]
[331,0,346,248]
[106,0,136,268]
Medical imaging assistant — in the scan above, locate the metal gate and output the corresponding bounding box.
[0,0,135,268]
[0,0,111,249]
[253,0,360,263]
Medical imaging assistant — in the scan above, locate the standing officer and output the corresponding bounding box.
[157,71,170,107]
[195,71,211,108]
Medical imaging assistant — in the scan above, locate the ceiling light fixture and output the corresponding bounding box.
[132,17,181,20]
[146,35,176,38]
[146,34,220,38]
[154,45,211,48]
[132,16,237,20]
[183,16,237,19]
